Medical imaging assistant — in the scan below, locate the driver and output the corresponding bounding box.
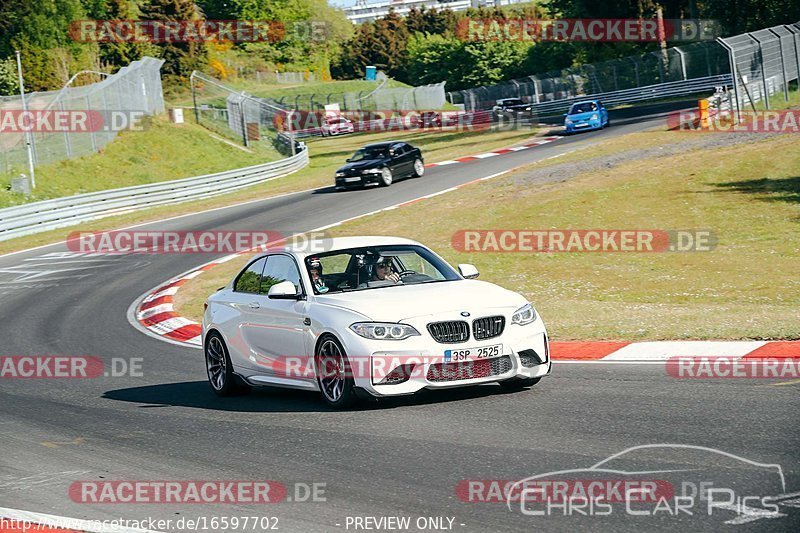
[373,257,401,283]
[308,258,329,293]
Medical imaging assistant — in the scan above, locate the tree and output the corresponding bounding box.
[140,0,208,78]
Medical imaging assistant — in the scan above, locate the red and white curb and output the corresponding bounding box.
[130,255,239,347]
[549,340,799,362]
[424,136,561,167]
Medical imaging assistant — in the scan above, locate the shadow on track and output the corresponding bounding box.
[103,380,537,413]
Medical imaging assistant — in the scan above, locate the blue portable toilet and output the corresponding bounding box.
[365,66,376,81]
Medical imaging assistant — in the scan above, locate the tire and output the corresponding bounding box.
[205,332,250,396]
[412,158,425,178]
[499,376,541,391]
[315,335,358,409]
[380,167,393,187]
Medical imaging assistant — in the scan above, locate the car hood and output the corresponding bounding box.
[313,279,527,321]
[567,110,599,120]
[338,158,388,172]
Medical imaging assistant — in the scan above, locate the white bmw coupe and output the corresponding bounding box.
[202,237,550,408]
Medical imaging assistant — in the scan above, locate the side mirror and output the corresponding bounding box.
[458,264,479,279]
[563,113,568,117]
[268,280,301,300]
[345,158,353,162]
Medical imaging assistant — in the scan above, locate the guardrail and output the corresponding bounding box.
[0,149,309,242]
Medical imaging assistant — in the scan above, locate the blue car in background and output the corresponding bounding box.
[564,100,609,133]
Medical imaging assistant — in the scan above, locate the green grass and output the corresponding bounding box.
[0,115,281,209]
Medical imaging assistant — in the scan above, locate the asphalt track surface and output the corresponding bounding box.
[1,101,798,532]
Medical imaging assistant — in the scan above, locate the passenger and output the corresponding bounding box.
[308,259,329,293]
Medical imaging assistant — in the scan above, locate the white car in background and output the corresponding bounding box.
[321,116,355,136]
[202,237,550,408]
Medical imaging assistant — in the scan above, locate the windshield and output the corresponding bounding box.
[349,147,388,161]
[569,102,598,114]
[501,99,524,106]
[305,245,460,294]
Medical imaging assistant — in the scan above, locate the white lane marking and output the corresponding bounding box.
[603,341,768,361]
[0,471,91,490]
[0,506,162,533]
[473,152,499,158]
[432,160,459,165]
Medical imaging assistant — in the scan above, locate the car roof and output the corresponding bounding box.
[361,141,404,149]
[255,236,424,260]
[571,100,600,106]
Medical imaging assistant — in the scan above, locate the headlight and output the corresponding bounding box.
[525,106,532,111]
[565,119,572,124]
[335,172,345,177]
[511,303,537,326]
[350,322,420,340]
[362,168,382,174]
[591,114,598,120]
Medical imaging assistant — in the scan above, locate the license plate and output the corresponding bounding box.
[344,177,361,182]
[444,344,502,363]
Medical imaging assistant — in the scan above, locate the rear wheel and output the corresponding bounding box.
[205,332,250,396]
[380,167,393,187]
[315,336,358,408]
[499,376,541,391]
[412,158,425,177]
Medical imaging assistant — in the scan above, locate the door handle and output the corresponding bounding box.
[248,301,260,309]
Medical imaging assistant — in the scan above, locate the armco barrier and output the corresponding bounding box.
[0,148,309,242]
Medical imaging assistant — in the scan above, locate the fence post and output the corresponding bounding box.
[239,98,249,147]
[190,73,200,124]
[748,32,771,109]
[59,100,72,159]
[717,38,743,123]
[630,57,640,87]
[675,47,688,80]
[768,28,790,102]
[788,25,800,83]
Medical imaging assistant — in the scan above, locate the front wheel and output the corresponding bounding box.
[380,167,393,187]
[412,158,425,177]
[315,336,358,408]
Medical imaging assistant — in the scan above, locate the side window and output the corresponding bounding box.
[260,255,302,295]
[234,257,266,293]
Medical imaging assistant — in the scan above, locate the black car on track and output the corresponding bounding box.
[334,141,425,190]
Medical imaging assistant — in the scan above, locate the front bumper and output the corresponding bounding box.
[343,320,550,397]
[565,120,601,132]
[335,172,382,188]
